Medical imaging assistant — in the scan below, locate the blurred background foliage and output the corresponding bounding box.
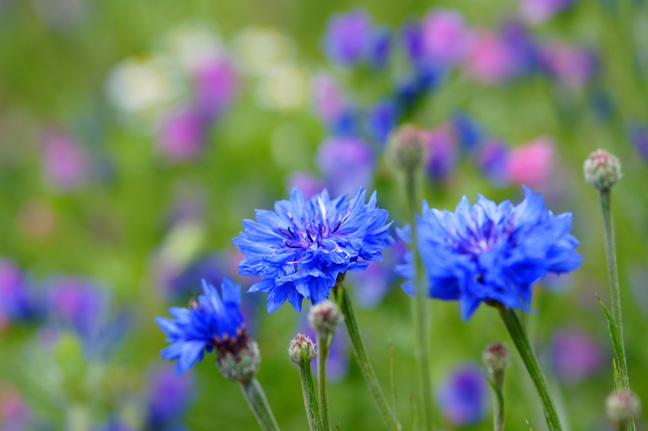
[1,0,648,430]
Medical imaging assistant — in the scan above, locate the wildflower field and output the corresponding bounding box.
[1,0,648,430]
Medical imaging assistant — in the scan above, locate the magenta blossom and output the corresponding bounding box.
[540,42,598,89]
[420,9,469,67]
[465,30,518,84]
[156,106,205,162]
[521,0,574,25]
[311,73,349,126]
[506,136,555,186]
[193,57,238,122]
[41,128,90,191]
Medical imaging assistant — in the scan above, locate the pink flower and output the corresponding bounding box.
[156,106,205,161]
[521,0,573,26]
[41,128,90,191]
[0,384,30,429]
[506,136,555,186]
[311,74,347,125]
[540,42,597,89]
[193,58,238,122]
[465,30,517,84]
[421,9,469,66]
[286,171,324,200]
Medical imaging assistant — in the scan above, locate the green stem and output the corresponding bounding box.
[317,333,332,431]
[333,279,402,431]
[599,189,630,388]
[599,189,636,431]
[298,360,323,431]
[240,378,281,431]
[491,370,505,431]
[498,306,563,431]
[405,170,435,431]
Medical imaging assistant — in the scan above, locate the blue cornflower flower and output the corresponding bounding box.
[233,187,394,313]
[397,186,582,320]
[156,278,247,375]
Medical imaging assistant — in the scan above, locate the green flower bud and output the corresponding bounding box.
[584,149,622,190]
[606,389,641,424]
[482,341,510,373]
[390,124,425,172]
[289,333,316,364]
[308,300,341,337]
[216,332,260,383]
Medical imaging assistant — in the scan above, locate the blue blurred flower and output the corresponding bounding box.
[368,27,392,68]
[234,187,394,313]
[0,259,35,324]
[168,253,226,300]
[476,139,510,186]
[628,123,648,162]
[323,9,373,65]
[45,277,109,336]
[145,364,194,429]
[436,364,489,426]
[451,111,483,153]
[316,136,375,197]
[397,186,582,319]
[367,100,399,145]
[156,278,245,374]
[421,125,457,182]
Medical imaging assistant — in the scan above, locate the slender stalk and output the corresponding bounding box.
[598,189,636,431]
[240,378,281,431]
[317,333,332,431]
[333,279,402,431]
[298,360,323,431]
[497,306,563,431]
[490,370,505,431]
[599,189,630,388]
[405,170,435,431]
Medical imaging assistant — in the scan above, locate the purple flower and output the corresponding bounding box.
[45,277,109,335]
[0,384,30,431]
[40,128,90,191]
[421,125,457,182]
[521,0,574,25]
[477,139,511,185]
[286,171,325,200]
[539,42,598,89]
[628,124,648,162]
[0,259,34,323]
[552,328,605,383]
[156,106,205,162]
[311,74,349,127]
[193,57,238,122]
[436,364,489,426]
[465,29,519,84]
[167,254,227,301]
[146,364,194,429]
[316,136,375,196]
[324,9,373,65]
[420,9,469,67]
[346,238,406,308]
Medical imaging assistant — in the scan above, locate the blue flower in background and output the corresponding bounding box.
[367,27,392,68]
[146,364,194,429]
[436,364,489,426]
[234,187,394,312]
[397,186,582,319]
[628,123,648,162]
[156,278,245,374]
[367,100,399,145]
[323,9,373,65]
[450,111,483,153]
[0,259,37,323]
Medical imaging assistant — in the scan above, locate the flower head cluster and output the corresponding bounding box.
[397,186,582,320]
[234,187,394,313]
[156,278,249,375]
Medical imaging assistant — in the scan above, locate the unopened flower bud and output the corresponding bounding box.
[289,333,316,364]
[606,389,641,424]
[584,149,622,190]
[216,332,261,383]
[308,300,341,336]
[482,342,510,373]
[390,124,425,171]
